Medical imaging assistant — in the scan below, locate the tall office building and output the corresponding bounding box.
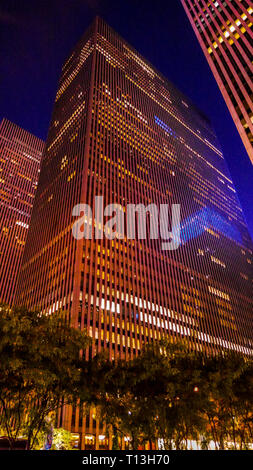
[0,119,43,305]
[16,17,252,448]
[181,0,253,164]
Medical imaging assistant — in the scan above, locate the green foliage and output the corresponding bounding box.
[51,428,77,450]
[1,302,252,451]
[0,304,91,449]
[202,352,253,449]
[91,340,253,450]
[32,427,76,450]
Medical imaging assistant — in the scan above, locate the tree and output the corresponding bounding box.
[83,342,253,450]
[135,340,209,450]
[202,352,253,450]
[0,304,90,449]
[82,352,153,449]
[92,340,209,450]
[233,361,253,448]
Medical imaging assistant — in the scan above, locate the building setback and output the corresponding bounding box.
[16,17,253,448]
[181,0,253,164]
[0,118,44,305]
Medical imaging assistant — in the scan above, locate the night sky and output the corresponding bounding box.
[1,0,252,239]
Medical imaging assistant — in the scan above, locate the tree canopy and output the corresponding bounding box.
[0,304,90,449]
[90,341,253,450]
[1,303,252,450]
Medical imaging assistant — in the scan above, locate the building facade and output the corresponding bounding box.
[181,0,253,164]
[16,18,252,448]
[0,119,43,305]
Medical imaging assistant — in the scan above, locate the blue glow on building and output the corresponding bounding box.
[180,207,242,244]
[155,116,178,139]
[154,115,242,245]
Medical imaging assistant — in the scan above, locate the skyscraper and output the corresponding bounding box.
[181,0,253,164]
[16,17,252,448]
[0,119,43,305]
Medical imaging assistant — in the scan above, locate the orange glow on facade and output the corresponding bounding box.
[0,119,44,305]
[15,17,253,448]
[181,0,253,164]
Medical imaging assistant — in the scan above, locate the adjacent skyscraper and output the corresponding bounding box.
[16,17,252,448]
[0,119,43,305]
[181,0,253,164]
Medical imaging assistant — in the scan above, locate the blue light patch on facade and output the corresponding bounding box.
[180,207,242,244]
[155,116,178,139]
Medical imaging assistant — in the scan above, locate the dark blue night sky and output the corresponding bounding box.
[1,0,252,239]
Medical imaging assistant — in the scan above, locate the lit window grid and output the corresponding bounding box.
[181,0,253,163]
[15,16,253,443]
[0,118,44,305]
[16,14,253,362]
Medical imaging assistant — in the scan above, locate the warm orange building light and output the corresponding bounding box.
[181,0,253,164]
[0,119,44,305]
[15,17,253,448]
